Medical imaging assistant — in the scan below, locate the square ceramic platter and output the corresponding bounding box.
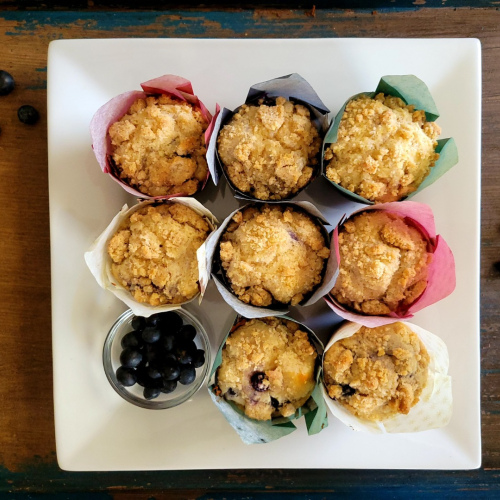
[47,38,481,471]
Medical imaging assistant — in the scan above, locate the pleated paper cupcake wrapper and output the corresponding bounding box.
[84,198,218,317]
[325,200,456,327]
[208,315,328,444]
[90,74,212,200]
[205,201,338,318]
[322,321,452,433]
[206,73,330,202]
[321,74,459,205]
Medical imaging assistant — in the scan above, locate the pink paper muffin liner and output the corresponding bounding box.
[90,74,213,199]
[325,201,456,327]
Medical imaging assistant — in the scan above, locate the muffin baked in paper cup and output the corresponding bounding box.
[205,201,338,318]
[206,73,330,201]
[321,74,459,205]
[90,74,212,199]
[325,200,456,327]
[84,198,218,317]
[322,321,452,433]
[208,315,328,444]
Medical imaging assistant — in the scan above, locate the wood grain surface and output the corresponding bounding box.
[0,7,499,497]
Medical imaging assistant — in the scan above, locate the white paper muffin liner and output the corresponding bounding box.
[205,201,338,318]
[322,321,452,434]
[84,198,218,317]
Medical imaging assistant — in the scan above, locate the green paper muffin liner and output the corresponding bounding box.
[208,315,328,444]
[321,75,459,205]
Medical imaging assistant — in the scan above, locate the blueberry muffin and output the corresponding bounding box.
[219,204,330,307]
[324,93,441,203]
[332,211,430,315]
[217,97,321,200]
[216,317,317,421]
[108,95,208,197]
[107,203,210,305]
[323,322,430,421]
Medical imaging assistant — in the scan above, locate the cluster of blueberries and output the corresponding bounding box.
[117,311,206,400]
[0,70,40,126]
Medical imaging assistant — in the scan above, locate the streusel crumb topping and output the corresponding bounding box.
[217,97,321,200]
[332,211,430,315]
[219,205,330,307]
[108,203,210,305]
[324,93,441,203]
[323,322,429,421]
[109,95,208,197]
[217,317,317,421]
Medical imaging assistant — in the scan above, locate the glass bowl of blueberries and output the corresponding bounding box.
[103,308,211,409]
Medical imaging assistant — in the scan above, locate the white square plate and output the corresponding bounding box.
[48,38,481,471]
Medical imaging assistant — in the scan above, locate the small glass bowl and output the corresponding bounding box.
[103,309,211,410]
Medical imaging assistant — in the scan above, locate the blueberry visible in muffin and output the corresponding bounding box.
[216,317,317,421]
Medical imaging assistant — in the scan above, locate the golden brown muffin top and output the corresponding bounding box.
[109,95,208,197]
[323,322,430,421]
[216,317,317,421]
[219,205,330,307]
[217,97,321,200]
[324,93,441,203]
[332,211,430,316]
[107,203,210,306]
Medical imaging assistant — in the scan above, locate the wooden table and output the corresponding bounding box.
[0,6,499,497]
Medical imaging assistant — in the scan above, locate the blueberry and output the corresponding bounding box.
[161,379,177,394]
[179,365,196,385]
[17,105,39,125]
[142,326,161,343]
[158,311,183,332]
[131,315,146,331]
[164,352,177,363]
[119,348,142,368]
[162,333,175,352]
[143,386,160,400]
[163,361,180,381]
[146,313,163,327]
[121,331,141,349]
[192,349,205,368]
[175,341,196,365]
[227,387,236,396]
[116,366,137,387]
[270,397,281,409]
[0,70,14,96]
[136,366,148,387]
[147,366,162,380]
[341,384,356,397]
[177,324,197,342]
[250,372,269,392]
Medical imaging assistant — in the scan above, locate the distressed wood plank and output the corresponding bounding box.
[0,7,498,494]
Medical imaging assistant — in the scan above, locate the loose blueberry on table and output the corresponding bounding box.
[115,311,206,401]
[0,70,15,96]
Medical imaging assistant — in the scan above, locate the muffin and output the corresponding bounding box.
[324,93,441,203]
[216,317,317,421]
[323,322,430,421]
[217,97,321,200]
[331,210,431,315]
[219,204,330,307]
[107,202,210,306]
[108,95,208,197]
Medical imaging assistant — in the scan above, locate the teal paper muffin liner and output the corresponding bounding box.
[208,316,328,444]
[321,75,459,205]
